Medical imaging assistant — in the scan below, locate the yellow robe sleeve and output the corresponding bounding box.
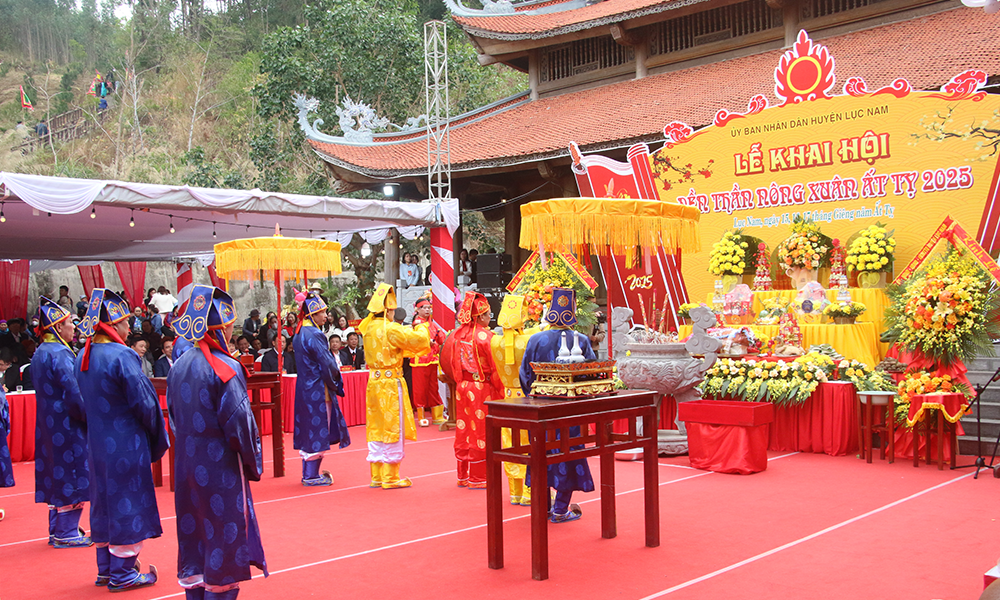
[388,321,432,358]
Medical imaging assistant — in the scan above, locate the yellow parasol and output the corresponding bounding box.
[214,226,342,372]
[519,197,701,259]
[519,197,701,358]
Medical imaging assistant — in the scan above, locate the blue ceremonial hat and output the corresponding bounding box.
[544,287,578,328]
[38,296,71,330]
[78,288,129,338]
[174,285,236,343]
[37,296,72,346]
[303,292,327,317]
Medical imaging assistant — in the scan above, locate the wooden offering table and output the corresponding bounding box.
[151,371,285,490]
[485,390,659,581]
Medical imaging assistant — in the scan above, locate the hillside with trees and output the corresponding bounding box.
[1,0,525,194]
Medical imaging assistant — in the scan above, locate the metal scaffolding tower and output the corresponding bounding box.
[424,20,451,200]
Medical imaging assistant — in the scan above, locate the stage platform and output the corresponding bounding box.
[0,425,996,599]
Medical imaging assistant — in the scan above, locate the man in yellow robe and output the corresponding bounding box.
[358,283,430,489]
[489,295,537,506]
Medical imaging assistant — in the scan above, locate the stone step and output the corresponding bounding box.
[957,435,1000,459]
[956,417,1000,438]
[967,401,1000,420]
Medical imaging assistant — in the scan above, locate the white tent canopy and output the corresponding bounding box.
[0,172,459,262]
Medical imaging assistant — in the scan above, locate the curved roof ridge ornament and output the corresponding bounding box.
[443,0,517,16]
[294,93,427,145]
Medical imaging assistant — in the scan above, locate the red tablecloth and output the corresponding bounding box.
[278,370,369,433]
[6,391,35,463]
[688,423,770,474]
[768,381,859,456]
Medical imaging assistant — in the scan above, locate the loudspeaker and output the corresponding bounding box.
[477,253,512,274]
[478,272,512,290]
[482,292,504,328]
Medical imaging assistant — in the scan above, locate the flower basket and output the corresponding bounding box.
[833,316,856,325]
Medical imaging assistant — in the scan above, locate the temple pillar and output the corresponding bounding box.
[384,229,400,285]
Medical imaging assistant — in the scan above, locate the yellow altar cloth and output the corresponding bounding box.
[705,288,889,325]
[703,288,890,357]
[678,321,883,367]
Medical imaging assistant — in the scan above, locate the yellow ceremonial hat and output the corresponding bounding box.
[497,294,527,365]
[367,282,397,314]
[497,295,526,330]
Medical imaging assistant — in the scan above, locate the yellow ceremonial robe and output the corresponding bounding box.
[489,327,537,488]
[362,318,431,444]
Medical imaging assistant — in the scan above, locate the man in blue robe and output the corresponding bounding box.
[33,296,92,548]
[0,385,13,520]
[76,288,167,591]
[169,285,267,600]
[519,288,597,524]
[293,292,350,486]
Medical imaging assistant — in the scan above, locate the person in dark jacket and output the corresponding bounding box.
[338,332,365,370]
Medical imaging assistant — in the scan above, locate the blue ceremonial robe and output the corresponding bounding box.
[173,337,194,361]
[75,341,169,545]
[0,387,13,487]
[167,345,267,586]
[33,340,90,507]
[293,325,350,453]
[519,329,596,495]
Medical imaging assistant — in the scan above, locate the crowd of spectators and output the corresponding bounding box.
[0,280,404,392]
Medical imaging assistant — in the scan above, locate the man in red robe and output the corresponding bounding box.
[410,293,446,427]
[448,291,503,489]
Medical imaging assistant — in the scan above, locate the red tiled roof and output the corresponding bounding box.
[452,0,683,38]
[308,8,1000,178]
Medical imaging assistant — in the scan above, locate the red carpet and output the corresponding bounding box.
[0,426,996,599]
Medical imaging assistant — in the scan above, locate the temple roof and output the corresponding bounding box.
[305,8,1000,180]
[447,0,698,40]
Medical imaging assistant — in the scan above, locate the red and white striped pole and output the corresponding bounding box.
[430,226,455,331]
[175,262,193,311]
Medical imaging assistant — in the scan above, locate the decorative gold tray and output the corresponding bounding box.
[529,360,617,399]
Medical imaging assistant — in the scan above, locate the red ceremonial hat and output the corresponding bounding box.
[457,291,490,324]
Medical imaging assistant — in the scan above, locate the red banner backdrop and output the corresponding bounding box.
[114,261,146,310]
[571,142,691,353]
[77,264,105,298]
[207,261,226,292]
[0,260,30,321]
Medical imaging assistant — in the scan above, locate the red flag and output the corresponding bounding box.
[19,85,33,111]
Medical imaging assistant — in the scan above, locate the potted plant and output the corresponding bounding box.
[709,230,756,292]
[824,300,867,324]
[846,223,896,288]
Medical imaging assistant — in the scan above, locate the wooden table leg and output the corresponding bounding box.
[272,382,284,478]
[886,404,894,464]
[486,415,504,570]
[643,405,660,548]
[858,397,866,461]
[936,410,945,470]
[913,417,920,467]
[949,419,957,468]
[530,426,549,581]
[599,420,616,540]
[865,400,873,464]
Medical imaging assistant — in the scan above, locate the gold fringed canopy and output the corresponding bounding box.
[519,198,701,256]
[213,236,343,281]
